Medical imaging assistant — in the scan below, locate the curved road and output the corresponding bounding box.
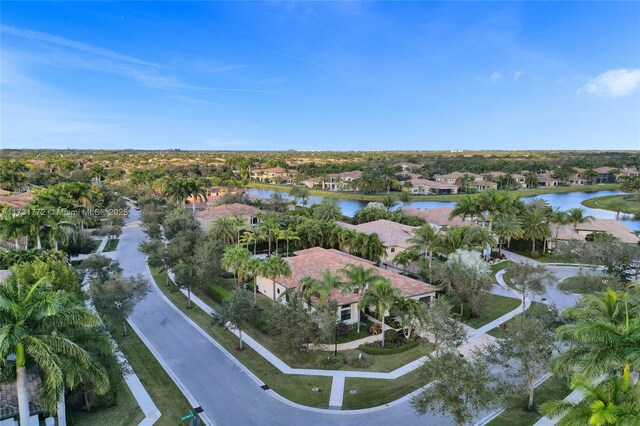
[115,209,454,426]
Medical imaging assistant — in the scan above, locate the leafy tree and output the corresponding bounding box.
[139,238,170,284]
[162,208,199,240]
[173,261,199,309]
[582,168,599,184]
[78,253,122,283]
[353,206,391,224]
[420,297,466,356]
[620,175,640,201]
[486,304,558,410]
[213,289,255,350]
[359,278,400,347]
[193,237,225,286]
[505,262,556,311]
[411,351,497,426]
[221,245,251,288]
[0,273,107,425]
[12,258,82,298]
[89,272,150,336]
[433,249,493,317]
[395,297,425,339]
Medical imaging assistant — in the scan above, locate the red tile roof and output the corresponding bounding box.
[402,206,471,227]
[337,219,416,248]
[274,247,437,306]
[196,203,260,220]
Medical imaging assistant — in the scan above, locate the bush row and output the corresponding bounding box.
[206,284,232,303]
[358,339,420,355]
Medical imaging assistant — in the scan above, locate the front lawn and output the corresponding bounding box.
[491,261,513,280]
[462,294,521,329]
[103,239,119,252]
[73,379,143,426]
[150,268,332,408]
[342,374,427,410]
[487,375,571,426]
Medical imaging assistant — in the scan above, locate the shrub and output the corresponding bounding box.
[317,354,345,369]
[530,251,540,259]
[384,329,401,347]
[358,339,421,355]
[369,322,382,335]
[206,284,232,303]
[337,322,350,336]
[346,352,372,368]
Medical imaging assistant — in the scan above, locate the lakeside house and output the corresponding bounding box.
[336,219,416,265]
[402,206,473,229]
[255,247,438,324]
[250,167,298,184]
[484,172,527,189]
[433,172,498,192]
[195,203,261,231]
[404,179,458,195]
[549,218,640,248]
[536,173,559,187]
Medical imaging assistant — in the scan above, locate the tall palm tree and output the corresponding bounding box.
[450,195,481,222]
[164,179,190,207]
[258,213,280,255]
[520,209,551,255]
[186,177,208,213]
[244,257,263,303]
[208,216,239,245]
[381,195,398,210]
[476,190,516,231]
[492,214,523,254]
[300,269,342,306]
[542,375,640,426]
[313,199,343,221]
[278,228,299,257]
[259,255,291,303]
[352,232,386,262]
[408,224,442,277]
[524,172,539,189]
[566,207,594,230]
[608,199,626,221]
[553,288,640,387]
[0,208,29,249]
[338,264,382,333]
[0,274,107,426]
[549,208,569,247]
[359,278,401,347]
[221,245,251,288]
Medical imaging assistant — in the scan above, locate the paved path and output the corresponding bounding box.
[116,210,463,425]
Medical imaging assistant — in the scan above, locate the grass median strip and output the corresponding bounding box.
[342,374,426,410]
[150,268,332,408]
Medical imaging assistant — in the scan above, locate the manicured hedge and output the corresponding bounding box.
[206,284,231,303]
[358,339,420,355]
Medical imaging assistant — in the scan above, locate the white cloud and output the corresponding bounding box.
[579,68,640,98]
[514,70,523,81]
[490,72,503,83]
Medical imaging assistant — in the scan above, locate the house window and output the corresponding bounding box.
[277,288,280,294]
[340,306,351,321]
[390,247,396,253]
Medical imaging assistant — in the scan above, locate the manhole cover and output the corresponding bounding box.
[312,387,319,392]
[350,389,357,395]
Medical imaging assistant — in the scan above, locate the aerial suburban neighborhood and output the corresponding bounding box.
[1,2,640,426]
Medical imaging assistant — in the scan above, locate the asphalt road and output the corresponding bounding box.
[115,208,455,426]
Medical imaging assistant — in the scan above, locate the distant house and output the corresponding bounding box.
[536,173,558,187]
[402,206,473,229]
[255,247,438,324]
[395,162,422,172]
[549,219,639,248]
[405,179,458,195]
[195,203,261,231]
[484,172,527,189]
[321,171,363,191]
[616,167,639,179]
[336,219,416,265]
[567,174,587,186]
[593,167,616,184]
[250,167,298,184]
[433,172,497,192]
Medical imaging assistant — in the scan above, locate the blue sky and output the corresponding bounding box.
[1,1,639,151]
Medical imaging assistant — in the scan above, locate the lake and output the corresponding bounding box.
[246,188,640,231]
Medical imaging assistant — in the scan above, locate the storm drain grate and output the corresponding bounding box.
[261,384,270,390]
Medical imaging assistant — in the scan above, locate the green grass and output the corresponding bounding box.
[190,284,429,372]
[463,294,522,329]
[73,379,144,426]
[491,260,513,280]
[581,194,639,215]
[487,375,571,426]
[102,239,119,252]
[486,302,545,338]
[150,268,332,408]
[342,374,426,410]
[248,182,621,203]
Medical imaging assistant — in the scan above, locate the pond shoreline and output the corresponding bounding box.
[248,182,621,202]
[581,194,639,216]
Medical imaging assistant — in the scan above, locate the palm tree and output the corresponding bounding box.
[258,213,280,255]
[278,228,299,257]
[582,168,599,185]
[542,375,640,426]
[186,177,208,213]
[338,264,382,333]
[476,190,520,231]
[164,179,191,207]
[520,209,551,255]
[620,175,640,201]
[352,232,386,262]
[553,288,639,388]
[455,174,476,193]
[0,208,29,249]
[0,274,107,426]
[524,172,538,189]
[300,269,342,306]
[450,195,481,222]
[408,224,442,278]
[394,297,424,339]
[492,214,523,254]
[244,257,263,303]
[549,209,569,247]
[608,199,625,221]
[381,194,398,210]
[313,199,342,221]
[208,216,239,245]
[221,245,251,288]
[259,255,291,303]
[566,207,594,230]
[360,278,401,347]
